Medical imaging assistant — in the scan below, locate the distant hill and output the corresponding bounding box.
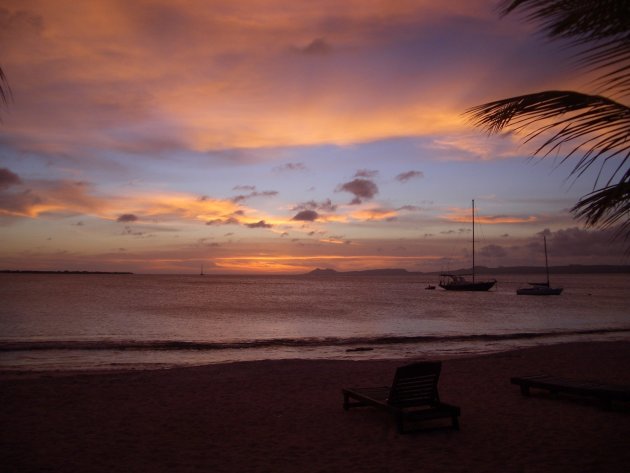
[306,265,630,276]
[463,265,630,275]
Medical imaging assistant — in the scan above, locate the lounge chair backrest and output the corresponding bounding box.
[387,361,441,407]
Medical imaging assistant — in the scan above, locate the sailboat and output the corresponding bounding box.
[439,200,497,291]
[516,236,563,295]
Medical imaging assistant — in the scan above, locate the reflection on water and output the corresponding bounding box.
[1,273,629,370]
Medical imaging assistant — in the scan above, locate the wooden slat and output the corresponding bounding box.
[342,361,460,433]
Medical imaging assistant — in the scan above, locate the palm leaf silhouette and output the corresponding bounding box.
[0,66,10,106]
[501,0,630,96]
[467,0,630,242]
[573,183,630,238]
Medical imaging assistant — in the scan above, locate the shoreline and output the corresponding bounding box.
[3,331,630,374]
[2,341,630,472]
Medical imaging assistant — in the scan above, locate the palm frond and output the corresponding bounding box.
[499,0,630,97]
[500,0,630,40]
[0,66,11,106]
[466,90,630,186]
[466,90,630,236]
[476,2,630,246]
[572,182,630,237]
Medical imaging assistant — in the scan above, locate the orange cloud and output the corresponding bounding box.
[0,176,249,226]
[214,260,312,273]
[475,215,537,224]
[429,133,525,161]
[2,0,497,155]
[213,254,443,273]
[442,207,537,224]
[319,237,349,245]
[133,194,241,222]
[349,207,399,221]
[0,180,106,218]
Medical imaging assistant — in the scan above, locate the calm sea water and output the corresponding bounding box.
[1,272,629,371]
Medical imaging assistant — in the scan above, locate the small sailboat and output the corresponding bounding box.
[439,200,497,291]
[516,236,562,296]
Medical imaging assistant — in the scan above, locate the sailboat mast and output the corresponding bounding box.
[544,235,549,285]
[472,199,475,283]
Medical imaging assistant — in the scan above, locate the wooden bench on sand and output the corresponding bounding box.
[342,361,460,433]
[511,374,630,409]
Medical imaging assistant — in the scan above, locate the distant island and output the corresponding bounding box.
[1,270,133,275]
[306,265,630,276]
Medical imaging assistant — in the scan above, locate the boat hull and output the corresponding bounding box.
[439,281,496,292]
[516,286,563,296]
[517,236,562,295]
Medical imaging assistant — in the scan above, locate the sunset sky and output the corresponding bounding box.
[0,0,625,274]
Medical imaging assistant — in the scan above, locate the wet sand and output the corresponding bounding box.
[2,341,630,472]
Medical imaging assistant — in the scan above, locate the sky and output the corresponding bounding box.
[0,0,626,274]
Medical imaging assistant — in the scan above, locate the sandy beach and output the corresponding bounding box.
[2,341,630,473]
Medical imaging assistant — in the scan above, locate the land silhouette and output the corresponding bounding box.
[306,265,630,276]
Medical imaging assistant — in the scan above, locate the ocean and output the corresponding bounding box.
[1,272,629,371]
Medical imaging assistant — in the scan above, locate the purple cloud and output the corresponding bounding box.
[245,220,272,229]
[206,217,240,226]
[336,178,378,204]
[117,214,139,223]
[232,190,278,203]
[295,38,332,55]
[355,169,379,178]
[396,170,424,182]
[273,162,307,172]
[0,189,41,217]
[546,227,624,257]
[480,244,507,259]
[293,199,337,212]
[292,210,319,221]
[397,205,422,211]
[0,168,22,189]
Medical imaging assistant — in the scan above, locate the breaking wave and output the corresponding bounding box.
[3,327,630,353]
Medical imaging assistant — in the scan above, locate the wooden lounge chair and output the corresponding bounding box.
[511,375,630,409]
[342,361,460,433]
